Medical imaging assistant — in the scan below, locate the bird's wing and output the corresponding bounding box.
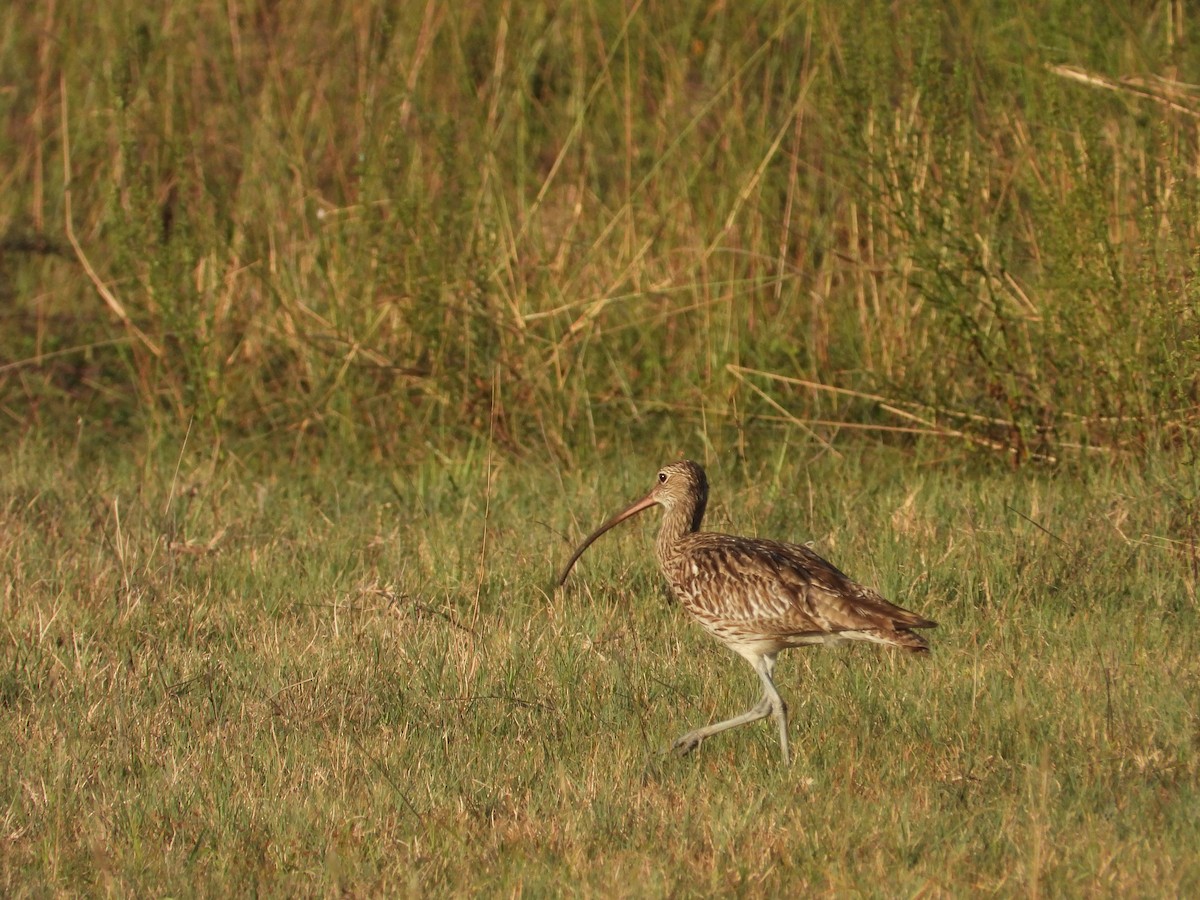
[681,535,934,636]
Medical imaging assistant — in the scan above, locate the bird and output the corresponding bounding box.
[556,460,936,765]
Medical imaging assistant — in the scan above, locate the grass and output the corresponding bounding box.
[2,437,1198,894]
[3,1,1199,457]
[3,0,1200,894]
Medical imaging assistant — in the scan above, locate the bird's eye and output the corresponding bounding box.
[658,471,668,483]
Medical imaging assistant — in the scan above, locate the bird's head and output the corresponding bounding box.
[555,460,708,587]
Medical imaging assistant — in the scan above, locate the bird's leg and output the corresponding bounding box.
[671,694,772,756]
[672,653,789,764]
[756,653,790,766]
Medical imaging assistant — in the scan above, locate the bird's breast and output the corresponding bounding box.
[663,553,776,633]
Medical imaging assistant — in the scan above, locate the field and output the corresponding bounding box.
[3,443,1198,894]
[3,0,1200,896]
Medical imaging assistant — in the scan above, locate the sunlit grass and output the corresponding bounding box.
[2,1,1198,457]
[2,438,1197,894]
[3,0,1200,893]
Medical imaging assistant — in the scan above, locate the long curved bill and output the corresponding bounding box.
[556,492,659,587]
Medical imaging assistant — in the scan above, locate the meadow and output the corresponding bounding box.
[2,0,1199,895]
[2,442,1198,894]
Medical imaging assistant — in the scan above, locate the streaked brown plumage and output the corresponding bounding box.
[556,460,936,764]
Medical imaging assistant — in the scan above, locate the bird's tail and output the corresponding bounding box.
[892,628,932,653]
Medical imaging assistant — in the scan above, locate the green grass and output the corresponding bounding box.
[3,0,1199,457]
[2,438,1197,895]
[4,0,1200,894]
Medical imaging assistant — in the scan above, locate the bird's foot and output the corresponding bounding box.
[671,732,705,756]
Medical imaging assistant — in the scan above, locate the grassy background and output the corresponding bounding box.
[4,0,1199,458]
[2,441,1198,894]
[2,0,1200,894]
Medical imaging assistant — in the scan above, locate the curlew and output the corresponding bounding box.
[556,460,936,765]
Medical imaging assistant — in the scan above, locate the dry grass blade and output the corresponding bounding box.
[1047,63,1200,118]
[727,364,1084,462]
[59,75,162,359]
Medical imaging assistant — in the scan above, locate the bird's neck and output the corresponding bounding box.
[656,495,706,563]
